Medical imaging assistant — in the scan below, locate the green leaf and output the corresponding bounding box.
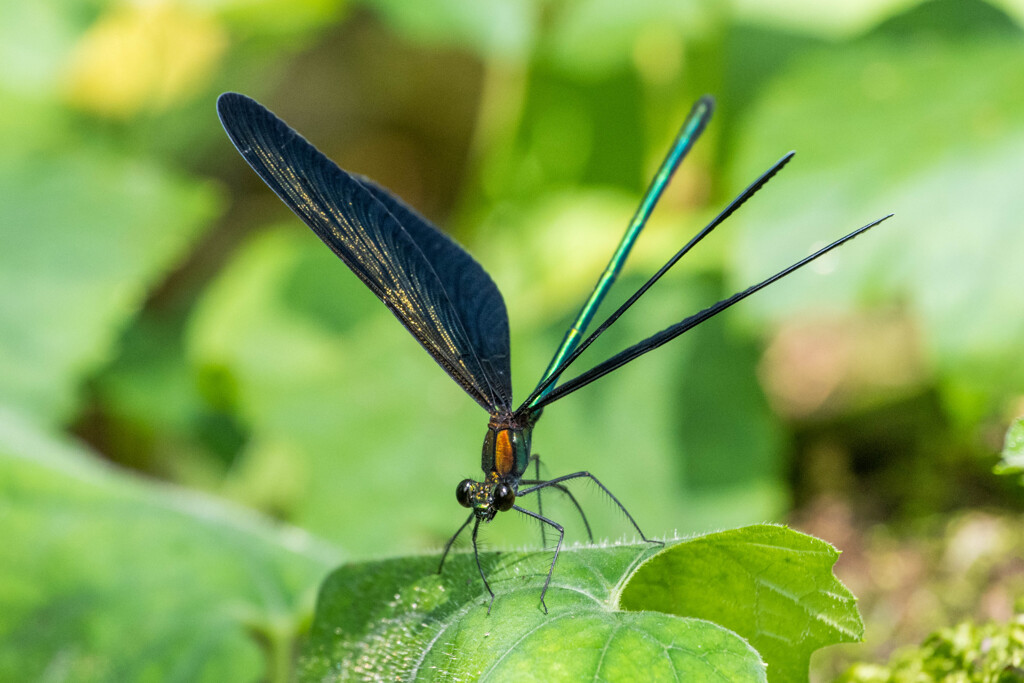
[300,545,766,681]
[728,33,1024,399]
[545,0,714,78]
[0,408,341,681]
[301,524,860,681]
[0,4,84,93]
[731,0,924,38]
[217,0,347,37]
[621,525,862,682]
[994,416,1024,478]
[0,149,219,426]
[361,0,536,60]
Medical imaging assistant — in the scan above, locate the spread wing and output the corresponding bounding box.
[217,92,512,412]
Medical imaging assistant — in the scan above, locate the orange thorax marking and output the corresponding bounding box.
[495,429,514,476]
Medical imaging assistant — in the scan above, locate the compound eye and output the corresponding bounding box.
[456,479,474,508]
[493,483,515,512]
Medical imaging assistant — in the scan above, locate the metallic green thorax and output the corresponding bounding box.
[459,418,533,521]
[529,97,714,408]
[481,418,532,479]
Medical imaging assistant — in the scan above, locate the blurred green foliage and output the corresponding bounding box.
[2,0,1024,679]
[0,409,338,681]
[839,616,1024,682]
[996,417,1024,480]
[813,508,1024,678]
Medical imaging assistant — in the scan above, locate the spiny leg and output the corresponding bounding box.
[519,471,662,547]
[437,511,474,574]
[513,505,564,614]
[470,517,497,613]
[518,480,594,543]
[532,456,548,548]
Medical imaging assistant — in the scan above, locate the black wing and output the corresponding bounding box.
[217,92,512,412]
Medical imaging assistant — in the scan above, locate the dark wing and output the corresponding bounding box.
[217,92,512,412]
[354,176,512,408]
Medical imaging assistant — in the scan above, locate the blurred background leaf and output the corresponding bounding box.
[995,417,1024,478]
[2,0,1023,678]
[0,149,219,425]
[0,408,339,681]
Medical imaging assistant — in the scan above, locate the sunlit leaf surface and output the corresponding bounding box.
[622,524,863,682]
[300,525,857,681]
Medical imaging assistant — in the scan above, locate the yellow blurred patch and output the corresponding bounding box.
[64,2,227,118]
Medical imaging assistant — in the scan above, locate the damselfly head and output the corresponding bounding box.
[456,475,515,520]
